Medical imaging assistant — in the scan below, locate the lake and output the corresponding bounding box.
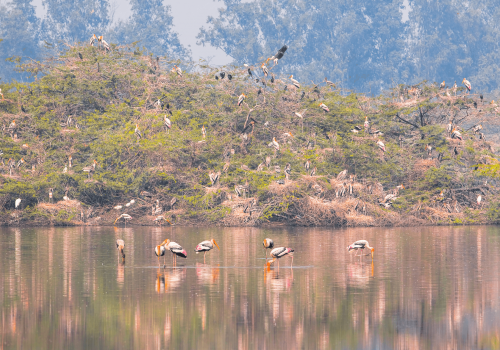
[1,225,499,349]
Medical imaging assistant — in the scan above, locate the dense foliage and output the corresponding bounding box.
[0,44,498,226]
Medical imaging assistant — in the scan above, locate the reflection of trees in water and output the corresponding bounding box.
[1,226,500,348]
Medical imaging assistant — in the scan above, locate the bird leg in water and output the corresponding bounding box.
[290,256,293,268]
[204,251,206,264]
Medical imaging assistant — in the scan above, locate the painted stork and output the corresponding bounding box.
[451,128,462,140]
[347,240,374,258]
[267,247,294,268]
[263,238,274,259]
[452,81,457,95]
[161,239,187,266]
[15,198,21,209]
[265,156,271,168]
[194,239,220,263]
[114,205,123,210]
[116,239,125,259]
[268,45,288,65]
[238,94,246,106]
[0,88,3,100]
[295,109,306,119]
[202,126,206,139]
[319,103,329,113]
[164,116,172,131]
[310,167,317,176]
[90,34,97,46]
[172,65,182,77]
[425,144,432,156]
[472,124,482,134]
[8,120,16,130]
[289,75,300,88]
[155,244,166,267]
[447,122,453,135]
[364,116,369,130]
[17,158,25,167]
[351,125,362,133]
[134,124,142,139]
[270,137,280,151]
[324,77,335,87]
[304,160,310,171]
[439,81,445,89]
[337,169,348,180]
[98,36,110,51]
[261,64,269,77]
[377,140,386,152]
[114,213,132,226]
[462,78,471,92]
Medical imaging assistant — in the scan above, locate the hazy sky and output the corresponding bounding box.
[30,0,233,65]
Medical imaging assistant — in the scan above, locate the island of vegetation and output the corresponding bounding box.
[0,43,499,227]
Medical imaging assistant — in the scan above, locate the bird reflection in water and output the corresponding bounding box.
[264,265,294,292]
[156,268,186,293]
[117,260,125,288]
[346,260,374,289]
[196,263,220,285]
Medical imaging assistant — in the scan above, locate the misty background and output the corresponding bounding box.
[1,0,499,95]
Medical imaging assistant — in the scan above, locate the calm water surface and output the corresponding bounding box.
[1,225,500,349]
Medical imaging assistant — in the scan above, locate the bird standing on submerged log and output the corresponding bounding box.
[195,239,220,263]
[267,247,294,268]
[347,240,374,258]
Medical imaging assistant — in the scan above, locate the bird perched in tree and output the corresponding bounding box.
[295,109,306,119]
[324,77,335,88]
[135,124,142,139]
[447,122,453,135]
[289,75,300,88]
[164,115,171,131]
[172,65,182,77]
[209,171,220,185]
[17,158,25,167]
[285,163,291,180]
[228,74,232,81]
[440,81,445,89]
[477,195,482,207]
[480,94,483,103]
[220,72,225,79]
[98,36,110,51]
[90,34,97,46]
[215,75,219,80]
[364,116,369,130]
[265,156,271,168]
[479,132,485,141]
[267,45,288,65]
[351,125,362,133]
[116,239,125,259]
[15,198,21,209]
[8,120,16,131]
[247,68,253,77]
[202,126,206,138]
[425,144,432,156]
[472,124,482,134]
[241,164,250,171]
[452,81,457,95]
[337,169,348,180]
[238,94,246,106]
[114,205,123,210]
[377,140,386,152]
[451,128,462,140]
[304,160,310,171]
[270,74,275,83]
[462,78,471,92]
[154,99,163,110]
[261,63,269,77]
[269,137,280,151]
[319,103,329,112]
[310,167,317,176]
[78,52,83,60]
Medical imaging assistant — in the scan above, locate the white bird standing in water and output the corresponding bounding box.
[347,240,374,258]
[116,239,125,259]
[161,239,187,267]
[194,239,220,263]
[267,247,294,268]
[263,238,274,260]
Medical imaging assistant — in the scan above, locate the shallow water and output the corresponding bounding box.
[1,225,500,349]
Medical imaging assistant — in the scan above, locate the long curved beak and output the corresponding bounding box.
[161,239,169,246]
[213,239,220,250]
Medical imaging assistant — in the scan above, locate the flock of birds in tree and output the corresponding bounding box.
[115,236,373,269]
[2,35,488,213]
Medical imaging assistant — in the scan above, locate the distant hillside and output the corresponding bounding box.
[0,44,499,227]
